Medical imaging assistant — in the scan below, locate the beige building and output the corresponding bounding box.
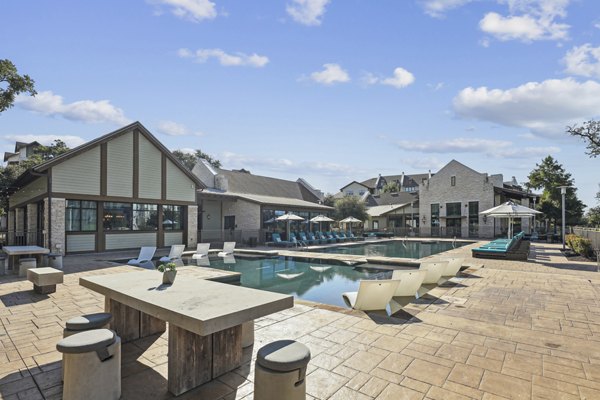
[7,122,202,254]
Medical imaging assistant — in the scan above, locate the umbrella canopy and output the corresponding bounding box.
[276,213,305,239]
[310,215,335,232]
[339,216,362,234]
[480,201,541,238]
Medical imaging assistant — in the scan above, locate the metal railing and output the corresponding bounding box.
[0,230,47,247]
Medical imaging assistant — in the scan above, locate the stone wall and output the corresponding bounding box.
[222,199,260,230]
[419,160,497,238]
[50,198,66,255]
[187,205,198,247]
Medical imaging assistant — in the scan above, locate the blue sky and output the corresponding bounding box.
[2,0,600,207]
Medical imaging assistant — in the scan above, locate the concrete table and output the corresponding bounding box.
[2,246,50,274]
[80,270,293,396]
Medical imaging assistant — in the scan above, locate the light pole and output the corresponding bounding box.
[558,186,569,251]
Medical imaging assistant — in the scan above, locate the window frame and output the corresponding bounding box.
[163,205,184,231]
[65,200,97,232]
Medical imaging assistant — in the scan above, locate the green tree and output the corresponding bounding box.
[526,156,586,230]
[381,181,401,193]
[322,193,335,207]
[568,120,600,158]
[586,206,600,227]
[334,196,368,222]
[172,149,221,170]
[0,140,70,214]
[0,59,36,113]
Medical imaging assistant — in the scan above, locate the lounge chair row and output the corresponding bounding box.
[269,231,360,247]
[342,258,464,311]
[472,232,529,260]
[127,242,236,267]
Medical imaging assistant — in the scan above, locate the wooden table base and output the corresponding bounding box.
[105,298,166,342]
[168,324,242,396]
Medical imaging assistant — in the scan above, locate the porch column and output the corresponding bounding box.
[26,203,37,245]
[50,198,66,255]
[187,205,198,247]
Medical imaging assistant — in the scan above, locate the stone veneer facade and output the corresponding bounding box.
[186,205,198,247]
[50,198,66,255]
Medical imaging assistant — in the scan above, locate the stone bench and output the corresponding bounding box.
[27,267,64,294]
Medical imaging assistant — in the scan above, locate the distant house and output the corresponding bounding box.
[338,171,433,199]
[7,122,202,254]
[193,160,332,243]
[3,141,41,165]
[419,160,538,238]
[363,191,419,231]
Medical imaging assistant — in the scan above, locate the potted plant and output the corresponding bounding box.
[157,262,178,284]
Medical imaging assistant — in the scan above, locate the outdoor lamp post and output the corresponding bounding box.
[558,186,569,251]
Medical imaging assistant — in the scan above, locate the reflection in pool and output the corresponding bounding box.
[315,240,467,259]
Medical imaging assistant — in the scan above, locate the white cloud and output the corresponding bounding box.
[479,0,570,42]
[3,134,87,148]
[286,0,330,26]
[563,44,600,79]
[421,0,474,18]
[309,64,350,85]
[16,91,130,125]
[363,67,415,89]
[148,0,217,22]
[178,48,269,67]
[427,82,445,91]
[156,120,204,136]
[453,78,600,136]
[396,137,559,159]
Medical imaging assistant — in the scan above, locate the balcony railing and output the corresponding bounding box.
[0,230,47,247]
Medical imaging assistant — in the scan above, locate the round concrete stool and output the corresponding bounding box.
[18,258,36,277]
[47,253,63,269]
[242,320,254,348]
[57,329,121,400]
[64,313,113,338]
[254,340,311,400]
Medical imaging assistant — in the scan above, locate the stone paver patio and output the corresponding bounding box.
[1,242,600,399]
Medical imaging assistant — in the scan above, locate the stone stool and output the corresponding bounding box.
[56,329,121,400]
[19,258,36,277]
[27,267,63,294]
[64,313,113,338]
[242,320,254,348]
[47,253,63,269]
[254,340,311,400]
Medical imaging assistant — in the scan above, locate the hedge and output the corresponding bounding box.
[565,234,593,258]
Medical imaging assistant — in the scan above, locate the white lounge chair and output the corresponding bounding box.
[417,261,448,297]
[191,243,211,259]
[438,257,464,283]
[127,246,156,269]
[218,242,236,257]
[159,244,186,263]
[391,269,427,297]
[342,279,400,311]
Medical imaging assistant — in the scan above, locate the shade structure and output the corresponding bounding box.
[276,213,305,240]
[339,216,362,234]
[310,215,335,232]
[480,201,542,238]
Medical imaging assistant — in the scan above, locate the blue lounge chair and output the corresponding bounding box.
[271,233,293,247]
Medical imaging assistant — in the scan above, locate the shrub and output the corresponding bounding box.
[566,234,593,258]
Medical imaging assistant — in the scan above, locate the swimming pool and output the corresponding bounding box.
[315,239,466,258]
[183,256,395,308]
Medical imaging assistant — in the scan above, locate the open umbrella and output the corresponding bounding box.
[310,215,335,232]
[339,216,362,235]
[276,213,305,240]
[480,201,542,238]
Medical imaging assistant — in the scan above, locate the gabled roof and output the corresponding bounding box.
[360,173,432,189]
[369,191,418,206]
[216,168,320,202]
[367,203,410,217]
[12,121,204,191]
[199,189,332,210]
[340,180,370,191]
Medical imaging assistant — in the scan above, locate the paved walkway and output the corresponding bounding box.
[1,243,599,399]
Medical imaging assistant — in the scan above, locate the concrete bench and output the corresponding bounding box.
[27,267,64,294]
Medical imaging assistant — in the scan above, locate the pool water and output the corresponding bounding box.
[316,240,466,258]
[184,256,393,308]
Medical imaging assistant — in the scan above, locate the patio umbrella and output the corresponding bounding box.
[339,216,362,235]
[310,215,335,232]
[276,213,305,240]
[480,201,542,238]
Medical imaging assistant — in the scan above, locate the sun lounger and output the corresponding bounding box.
[218,242,236,257]
[160,244,185,263]
[391,269,427,298]
[191,243,210,259]
[416,261,448,297]
[342,279,400,311]
[127,246,156,269]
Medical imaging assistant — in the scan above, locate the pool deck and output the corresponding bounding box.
[2,242,600,399]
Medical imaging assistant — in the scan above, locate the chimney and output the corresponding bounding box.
[428,169,432,179]
[400,171,405,191]
[511,176,518,186]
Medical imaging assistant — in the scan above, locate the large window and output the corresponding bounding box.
[104,202,158,231]
[133,204,158,231]
[430,204,440,227]
[446,202,462,217]
[163,205,184,230]
[66,200,97,232]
